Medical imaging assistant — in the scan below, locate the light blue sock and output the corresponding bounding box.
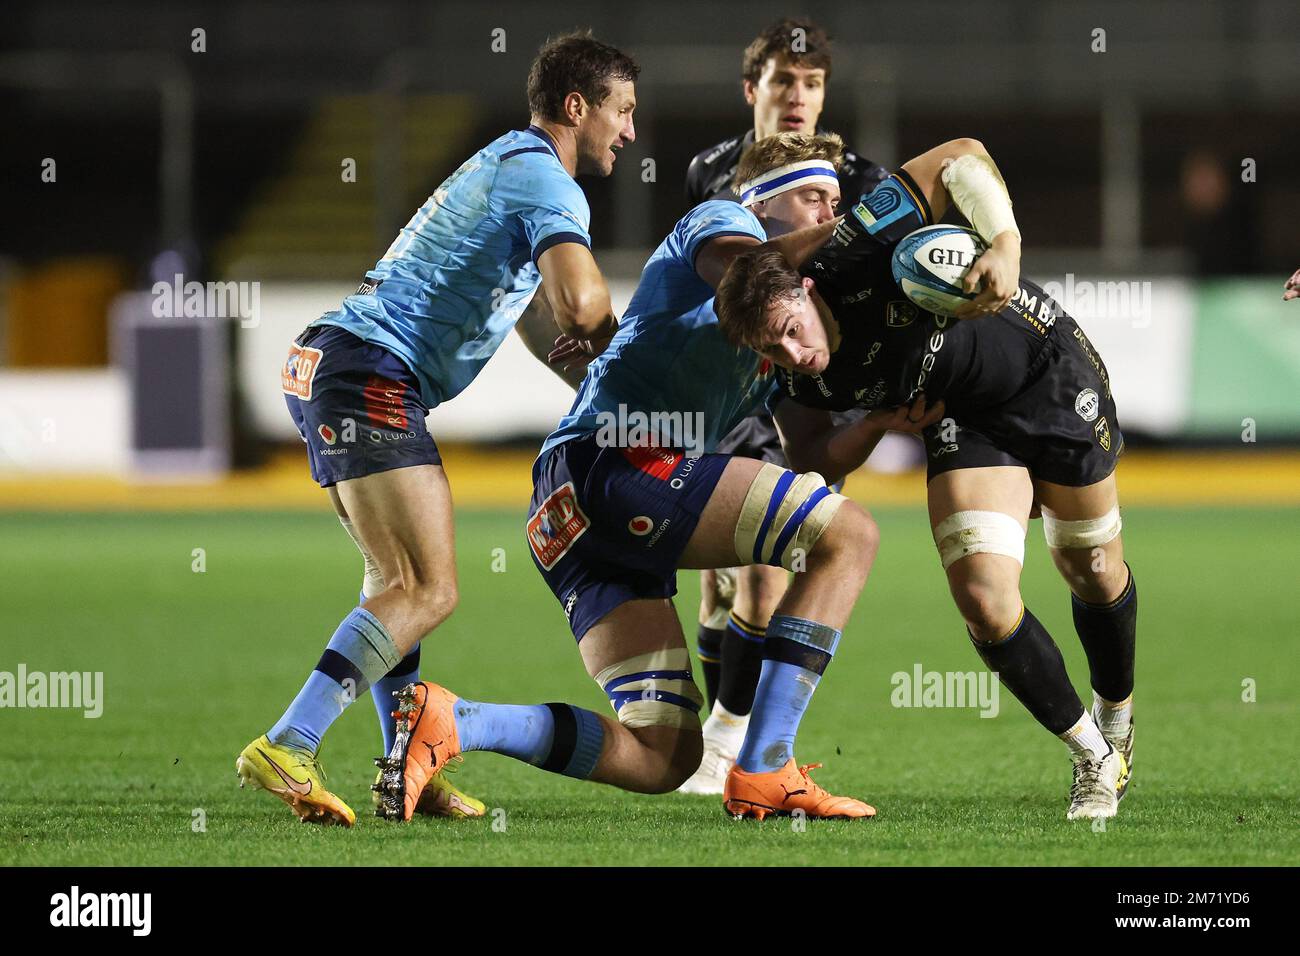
[268,607,402,754]
[736,615,841,773]
[454,700,603,779]
[453,701,555,764]
[371,645,421,756]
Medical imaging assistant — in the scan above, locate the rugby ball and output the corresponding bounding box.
[891,225,988,317]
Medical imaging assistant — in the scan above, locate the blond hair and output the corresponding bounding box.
[732,132,844,194]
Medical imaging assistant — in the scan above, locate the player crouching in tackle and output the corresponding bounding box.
[374,136,981,823]
[716,134,1137,819]
[236,33,637,825]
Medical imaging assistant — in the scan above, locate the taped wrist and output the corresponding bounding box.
[941,153,1021,244]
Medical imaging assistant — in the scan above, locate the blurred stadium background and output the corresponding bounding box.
[2,0,1299,499]
[1,1,1298,866]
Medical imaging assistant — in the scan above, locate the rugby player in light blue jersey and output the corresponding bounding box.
[236,33,638,826]
[377,134,1007,823]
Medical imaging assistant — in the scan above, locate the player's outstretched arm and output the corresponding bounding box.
[901,139,1022,317]
[695,218,840,290]
[773,394,945,485]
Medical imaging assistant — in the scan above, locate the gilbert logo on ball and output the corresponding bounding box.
[628,515,654,536]
[891,225,989,317]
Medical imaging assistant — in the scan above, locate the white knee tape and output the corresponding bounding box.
[594,648,703,730]
[703,607,730,630]
[733,463,847,571]
[340,516,386,598]
[1042,506,1121,550]
[933,510,1026,570]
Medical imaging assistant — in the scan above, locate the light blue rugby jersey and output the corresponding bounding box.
[313,126,591,408]
[539,200,777,459]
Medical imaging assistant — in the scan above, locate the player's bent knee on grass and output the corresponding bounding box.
[588,649,704,792]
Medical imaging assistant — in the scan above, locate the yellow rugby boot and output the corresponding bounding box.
[371,765,485,819]
[236,734,356,827]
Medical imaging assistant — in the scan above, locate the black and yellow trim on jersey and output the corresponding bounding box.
[891,169,934,225]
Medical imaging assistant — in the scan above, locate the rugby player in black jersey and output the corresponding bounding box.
[716,133,1138,820]
[679,17,891,795]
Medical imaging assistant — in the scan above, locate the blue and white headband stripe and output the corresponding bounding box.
[738,159,839,207]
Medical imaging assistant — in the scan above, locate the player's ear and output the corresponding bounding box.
[801,276,816,296]
[742,79,757,106]
[563,91,586,126]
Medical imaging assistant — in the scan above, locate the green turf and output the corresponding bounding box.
[1,506,1297,866]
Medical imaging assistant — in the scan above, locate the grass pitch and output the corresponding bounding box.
[1,506,1296,866]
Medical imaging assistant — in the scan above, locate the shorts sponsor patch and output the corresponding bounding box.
[363,375,411,431]
[318,423,337,446]
[628,515,654,536]
[1095,416,1112,452]
[282,343,323,400]
[1075,388,1100,422]
[528,481,590,570]
[620,445,683,481]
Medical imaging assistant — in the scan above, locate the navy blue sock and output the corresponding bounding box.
[971,607,1084,735]
[1072,565,1137,703]
[696,624,724,709]
[371,645,421,755]
[718,611,765,716]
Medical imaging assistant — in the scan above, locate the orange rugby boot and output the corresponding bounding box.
[374,681,463,821]
[723,758,877,821]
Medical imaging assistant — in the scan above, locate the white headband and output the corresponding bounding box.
[738,159,839,207]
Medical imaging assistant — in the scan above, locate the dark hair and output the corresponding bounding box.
[742,17,833,85]
[715,249,806,349]
[527,31,640,122]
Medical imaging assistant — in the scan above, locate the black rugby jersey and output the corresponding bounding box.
[777,170,1061,417]
[685,128,888,207]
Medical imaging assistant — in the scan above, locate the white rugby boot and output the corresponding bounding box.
[1066,743,1127,820]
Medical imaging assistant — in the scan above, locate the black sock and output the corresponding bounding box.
[1072,564,1137,703]
[695,624,724,710]
[971,607,1084,735]
[717,612,765,716]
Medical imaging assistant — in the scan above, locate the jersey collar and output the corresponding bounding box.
[524,124,562,162]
